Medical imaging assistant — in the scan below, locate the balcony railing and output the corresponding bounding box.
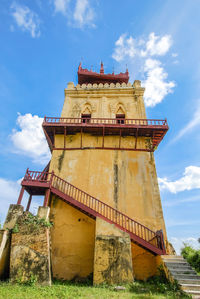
[43,116,168,127]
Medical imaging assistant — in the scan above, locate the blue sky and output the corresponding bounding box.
[0,0,200,253]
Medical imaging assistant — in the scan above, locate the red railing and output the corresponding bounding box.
[24,169,50,182]
[43,116,168,127]
[22,170,165,253]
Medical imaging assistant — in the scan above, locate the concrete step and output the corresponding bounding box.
[164,259,188,264]
[170,269,196,275]
[166,264,193,271]
[181,284,200,291]
[184,289,200,297]
[176,275,200,281]
[162,256,184,260]
[161,255,184,259]
[165,262,191,268]
[178,279,200,285]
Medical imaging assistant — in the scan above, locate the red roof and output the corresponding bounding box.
[77,62,129,85]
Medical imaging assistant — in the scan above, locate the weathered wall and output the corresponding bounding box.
[48,81,168,282]
[61,81,146,119]
[0,204,24,279]
[50,196,95,280]
[10,212,51,285]
[93,217,133,285]
[131,242,161,280]
[50,148,166,238]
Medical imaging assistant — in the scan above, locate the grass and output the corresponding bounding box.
[0,278,191,299]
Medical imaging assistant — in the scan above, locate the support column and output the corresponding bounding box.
[17,187,25,205]
[26,195,32,212]
[43,189,50,207]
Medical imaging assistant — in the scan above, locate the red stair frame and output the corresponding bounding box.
[17,169,166,256]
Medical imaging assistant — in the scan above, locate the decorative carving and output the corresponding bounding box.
[72,103,81,117]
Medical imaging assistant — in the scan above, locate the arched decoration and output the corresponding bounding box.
[81,103,92,123]
[115,103,126,124]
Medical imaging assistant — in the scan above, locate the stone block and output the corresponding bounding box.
[10,213,51,285]
[3,204,24,230]
[37,206,50,221]
[93,217,134,285]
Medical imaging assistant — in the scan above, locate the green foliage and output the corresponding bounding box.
[23,213,53,229]
[16,272,37,286]
[12,213,54,233]
[0,279,191,299]
[130,267,189,298]
[12,223,19,233]
[181,243,200,273]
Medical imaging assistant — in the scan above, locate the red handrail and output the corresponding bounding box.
[22,170,164,252]
[43,116,168,127]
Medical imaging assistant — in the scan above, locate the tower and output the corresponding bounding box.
[13,63,169,283]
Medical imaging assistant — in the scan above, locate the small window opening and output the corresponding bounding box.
[81,114,91,123]
[116,114,125,124]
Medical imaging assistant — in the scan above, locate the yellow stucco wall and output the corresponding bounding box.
[50,196,95,280]
[49,81,168,281]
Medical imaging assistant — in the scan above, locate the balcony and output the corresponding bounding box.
[42,117,169,152]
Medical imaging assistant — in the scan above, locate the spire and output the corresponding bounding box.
[78,62,82,71]
[126,64,129,74]
[100,61,104,74]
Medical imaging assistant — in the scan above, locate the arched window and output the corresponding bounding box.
[116,106,125,124]
[81,106,91,123]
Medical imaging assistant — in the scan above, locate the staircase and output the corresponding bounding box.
[162,255,200,298]
[19,170,166,256]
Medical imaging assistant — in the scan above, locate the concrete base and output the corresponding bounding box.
[37,207,50,221]
[93,218,134,285]
[3,204,24,230]
[10,211,51,285]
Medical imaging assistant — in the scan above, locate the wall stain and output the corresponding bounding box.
[58,150,65,172]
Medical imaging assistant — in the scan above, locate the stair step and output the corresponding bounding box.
[170,269,196,275]
[164,259,187,264]
[162,255,185,262]
[184,289,200,296]
[178,279,200,285]
[161,255,183,259]
[181,284,200,291]
[174,274,200,280]
[165,262,190,267]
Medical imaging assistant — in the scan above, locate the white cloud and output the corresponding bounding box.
[54,0,70,15]
[53,0,95,28]
[10,113,50,164]
[11,3,41,38]
[112,33,175,107]
[169,237,199,255]
[159,166,200,193]
[74,0,94,28]
[112,34,137,62]
[141,33,172,57]
[143,59,175,107]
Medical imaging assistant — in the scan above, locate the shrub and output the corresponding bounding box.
[181,243,200,273]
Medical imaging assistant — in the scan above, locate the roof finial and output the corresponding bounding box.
[78,61,82,71]
[100,61,104,74]
[126,64,129,74]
